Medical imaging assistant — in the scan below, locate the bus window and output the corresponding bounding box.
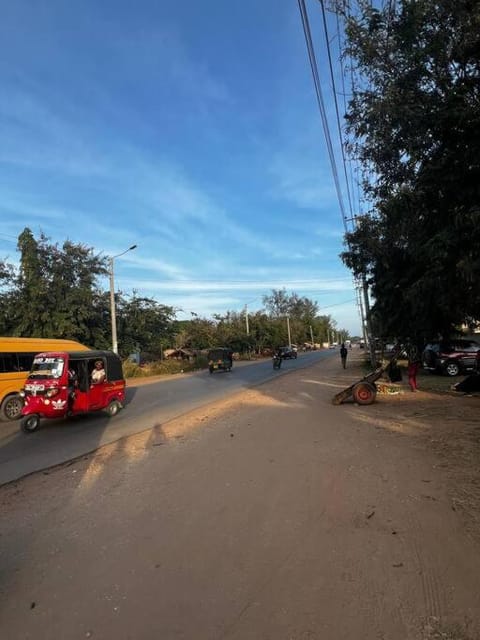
[0,353,19,373]
[17,353,37,372]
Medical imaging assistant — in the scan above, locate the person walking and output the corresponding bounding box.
[340,343,348,369]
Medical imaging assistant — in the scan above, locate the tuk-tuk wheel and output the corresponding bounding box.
[352,382,377,405]
[106,400,121,417]
[21,414,41,433]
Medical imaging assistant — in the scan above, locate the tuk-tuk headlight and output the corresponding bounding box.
[19,390,25,398]
[46,388,59,398]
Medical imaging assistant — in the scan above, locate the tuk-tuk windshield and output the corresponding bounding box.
[29,356,65,379]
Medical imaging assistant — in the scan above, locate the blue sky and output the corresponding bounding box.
[0,0,361,335]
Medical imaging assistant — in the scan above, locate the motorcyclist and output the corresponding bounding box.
[273,348,282,369]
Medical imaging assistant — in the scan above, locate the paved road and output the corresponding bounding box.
[0,350,335,485]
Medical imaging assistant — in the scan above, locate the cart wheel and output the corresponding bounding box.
[106,400,121,416]
[352,382,377,405]
[21,414,41,433]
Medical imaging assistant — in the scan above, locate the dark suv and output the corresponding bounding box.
[279,346,297,360]
[422,340,480,376]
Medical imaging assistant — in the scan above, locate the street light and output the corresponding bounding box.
[109,244,137,354]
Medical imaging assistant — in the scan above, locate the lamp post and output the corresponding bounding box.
[109,244,137,354]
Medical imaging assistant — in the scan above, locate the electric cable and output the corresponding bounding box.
[318,0,354,225]
[298,0,348,232]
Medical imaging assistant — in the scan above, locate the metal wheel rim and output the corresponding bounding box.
[5,396,24,420]
[446,363,459,376]
[108,402,119,416]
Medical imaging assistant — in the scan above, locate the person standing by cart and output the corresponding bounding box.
[340,343,348,369]
[406,342,421,392]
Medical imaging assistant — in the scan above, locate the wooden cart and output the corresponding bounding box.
[332,348,401,406]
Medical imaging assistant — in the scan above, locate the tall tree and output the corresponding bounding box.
[262,289,319,321]
[117,294,176,357]
[338,0,480,338]
[6,230,108,341]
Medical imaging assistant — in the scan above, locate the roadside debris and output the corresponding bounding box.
[452,374,480,394]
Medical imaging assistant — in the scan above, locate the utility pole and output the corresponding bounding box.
[309,325,314,348]
[356,281,368,347]
[244,304,250,335]
[108,245,137,354]
[287,315,292,346]
[109,257,117,354]
[362,275,376,368]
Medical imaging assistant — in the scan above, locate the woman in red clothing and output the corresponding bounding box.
[407,344,421,392]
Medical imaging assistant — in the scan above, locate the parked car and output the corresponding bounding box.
[422,340,480,376]
[279,346,297,360]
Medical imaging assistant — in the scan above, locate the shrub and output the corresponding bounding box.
[122,355,210,379]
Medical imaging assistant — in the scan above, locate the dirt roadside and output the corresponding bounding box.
[125,355,480,542]
[1,352,480,640]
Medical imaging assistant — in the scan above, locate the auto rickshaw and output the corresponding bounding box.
[208,348,233,374]
[19,350,126,433]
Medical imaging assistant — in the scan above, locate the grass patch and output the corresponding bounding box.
[123,355,209,378]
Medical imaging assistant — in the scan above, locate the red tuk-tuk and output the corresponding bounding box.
[19,350,126,433]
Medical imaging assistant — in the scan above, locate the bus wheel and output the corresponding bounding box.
[1,394,24,421]
[21,414,41,433]
[106,400,121,417]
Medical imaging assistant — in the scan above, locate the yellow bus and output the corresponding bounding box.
[0,337,90,421]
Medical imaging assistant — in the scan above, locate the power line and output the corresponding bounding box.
[321,298,357,309]
[318,0,354,223]
[298,0,348,232]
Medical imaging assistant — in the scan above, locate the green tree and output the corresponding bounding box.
[116,294,176,357]
[0,229,179,354]
[338,0,480,338]
[262,289,334,346]
[0,229,108,342]
[178,317,217,350]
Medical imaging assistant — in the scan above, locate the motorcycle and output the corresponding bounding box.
[272,353,282,370]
